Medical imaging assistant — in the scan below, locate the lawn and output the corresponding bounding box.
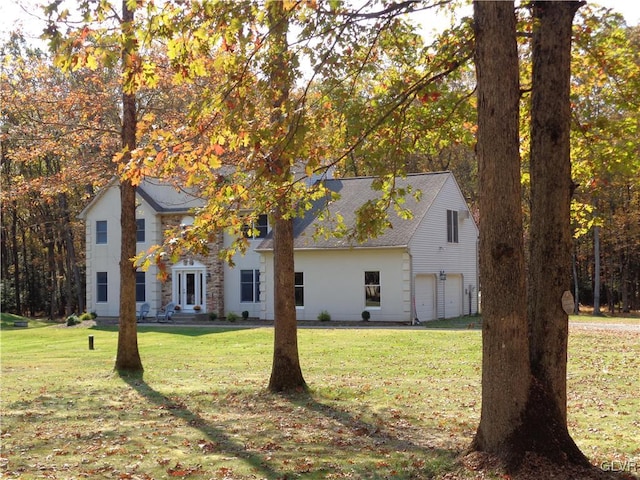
[1,316,638,479]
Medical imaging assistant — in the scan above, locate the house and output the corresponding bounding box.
[79,172,479,322]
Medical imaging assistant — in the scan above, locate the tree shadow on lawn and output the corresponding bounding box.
[120,374,461,479]
[281,390,461,477]
[119,373,284,479]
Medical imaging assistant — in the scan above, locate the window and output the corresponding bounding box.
[240,269,260,303]
[96,221,107,244]
[447,210,459,243]
[136,219,145,243]
[364,271,381,308]
[96,272,108,302]
[243,214,269,239]
[295,272,304,307]
[255,214,268,238]
[135,271,146,302]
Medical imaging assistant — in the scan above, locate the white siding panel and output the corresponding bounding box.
[84,183,121,317]
[409,174,479,317]
[262,248,410,322]
[84,184,164,318]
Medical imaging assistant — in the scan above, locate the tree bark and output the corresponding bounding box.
[268,211,306,392]
[471,0,530,460]
[521,0,589,467]
[115,0,143,374]
[528,0,580,415]
[265,0,306,392]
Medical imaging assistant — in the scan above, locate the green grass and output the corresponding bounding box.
[420,316,483,329]
[1,315,638,479]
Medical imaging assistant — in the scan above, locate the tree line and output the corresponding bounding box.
[2,3,638,319]
[1,0,638,474]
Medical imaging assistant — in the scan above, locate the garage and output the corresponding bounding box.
[444,273,463,319]
[415,274,436,322]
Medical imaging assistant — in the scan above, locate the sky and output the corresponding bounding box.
[1,0,638,47]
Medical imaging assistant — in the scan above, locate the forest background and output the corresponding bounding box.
[1,0,639,320]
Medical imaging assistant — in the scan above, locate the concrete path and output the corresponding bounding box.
[568,322,640,333]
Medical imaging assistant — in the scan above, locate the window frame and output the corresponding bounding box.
[240,269,261,303]
[447,209,459,243]
[136,218,145,243]
[294,272,304,308]
[135,271,146,302]
[364,271,381,309]
[96,220,107,244]
[96,272,108,302]
[243,214,269,239]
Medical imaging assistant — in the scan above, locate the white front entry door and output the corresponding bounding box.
[173,268,205,312]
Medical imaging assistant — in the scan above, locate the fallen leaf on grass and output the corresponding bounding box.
[197,439,219,453]
[167,462,205,477]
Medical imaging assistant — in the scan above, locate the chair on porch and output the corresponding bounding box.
[136,303,150,322]
[156,302,176,323]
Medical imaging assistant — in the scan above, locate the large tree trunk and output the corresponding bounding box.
[528,0,580,417]
[471,0,530,460]
[115,0,143,374]
[521,0,589,467]
[268,211,306,391]
[265,0,307,392]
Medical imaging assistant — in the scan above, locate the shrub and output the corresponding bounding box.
[317,310,331,321]
[79,312,93,321]
[226,312,239,322]
[66,315,80,326]
[209,312,218,321]
[361,310,371,321]
[242,310,249,320]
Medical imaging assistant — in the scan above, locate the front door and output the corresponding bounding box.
[173,267,205,312]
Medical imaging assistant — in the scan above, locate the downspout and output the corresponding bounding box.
[408,247,416,324]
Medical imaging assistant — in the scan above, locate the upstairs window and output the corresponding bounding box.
[243,214,269,239]
[136,219,145,243]
[96,221,107,244]
[364,271,381,308]
[447,210,459,243]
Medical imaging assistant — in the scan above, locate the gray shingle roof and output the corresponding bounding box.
[257,171,450,250]
[137,178,204,213]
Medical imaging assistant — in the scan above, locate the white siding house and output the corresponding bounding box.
[79,172,478,322]
[256,172,479,322]
[79,178,205,318]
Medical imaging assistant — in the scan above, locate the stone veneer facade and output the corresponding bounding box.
[158,214,225,318]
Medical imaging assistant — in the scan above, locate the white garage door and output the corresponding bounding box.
[415,274,436,322]
[444,274,463,319]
